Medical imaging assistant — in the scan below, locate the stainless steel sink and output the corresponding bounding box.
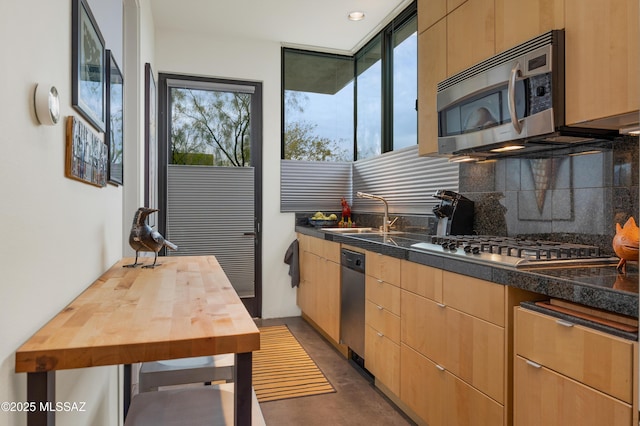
[322,227,374,233]
[322,228,405,235]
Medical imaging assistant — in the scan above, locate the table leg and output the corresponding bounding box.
[27,371,55,426]
[123,364,132,419]
[234,352,252,426]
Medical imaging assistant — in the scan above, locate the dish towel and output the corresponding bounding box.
[284,239,300,287]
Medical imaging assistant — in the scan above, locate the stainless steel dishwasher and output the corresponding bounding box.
[340,248,366,364]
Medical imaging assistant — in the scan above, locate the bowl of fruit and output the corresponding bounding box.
[308,212,338,228]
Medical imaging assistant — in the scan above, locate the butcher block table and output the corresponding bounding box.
[15,255,261,426]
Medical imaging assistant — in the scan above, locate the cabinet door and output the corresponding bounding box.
[495,0,564,52]
[514,356,632,426]
[365,324,401,395]
[401,290,447,363]
[417,19,447,156]
[418,0,446,34]
[564,0,639,125]
[314,258,341,342]
[446,0,495,76]
[297,251,317,318]
[401,344,447,426]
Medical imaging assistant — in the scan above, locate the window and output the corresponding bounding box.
[392,16,418,151]
[282,1,417,161]
[282,50,354,161]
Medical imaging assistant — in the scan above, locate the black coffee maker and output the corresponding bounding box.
[432,190,474,236]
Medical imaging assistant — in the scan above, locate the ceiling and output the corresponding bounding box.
[150,0,414,54]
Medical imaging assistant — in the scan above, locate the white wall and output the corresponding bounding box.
[154,29,300,319]
[0,0,124,424]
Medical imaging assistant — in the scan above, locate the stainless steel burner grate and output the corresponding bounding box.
[411,235,617,268]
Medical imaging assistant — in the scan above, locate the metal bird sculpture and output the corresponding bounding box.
[124,207,178,268]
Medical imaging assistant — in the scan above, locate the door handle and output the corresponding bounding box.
[243,232,256,237]
[508,62,523,134]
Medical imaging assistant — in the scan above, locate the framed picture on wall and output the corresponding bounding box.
[71,0,106,132]
[65,116,108,187]
[106,50,124,186]
[145,63,158,227]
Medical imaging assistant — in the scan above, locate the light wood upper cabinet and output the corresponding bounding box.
[446,0,495,76]
[495,0,564,52]
[417,19,447,156]
[564,0,639,126]
[447,0,467,13]
[418,0,446,34]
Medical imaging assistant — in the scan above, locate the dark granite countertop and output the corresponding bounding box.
[296,226,639,324]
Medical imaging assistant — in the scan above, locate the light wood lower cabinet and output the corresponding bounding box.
[400,263,535,426]
[514,307,638,426]
[365,252,402,396]
[401,344,504,426]
[514,355,632,426]
[296,234,341,343]
[365,324,401,395]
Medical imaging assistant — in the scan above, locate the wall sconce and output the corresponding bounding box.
[34,83,60,126]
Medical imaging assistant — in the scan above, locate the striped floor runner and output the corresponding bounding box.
[253,325,336,403]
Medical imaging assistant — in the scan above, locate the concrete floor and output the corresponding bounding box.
[254,317,415,426]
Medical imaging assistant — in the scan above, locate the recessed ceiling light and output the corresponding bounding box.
[348,11,365,21]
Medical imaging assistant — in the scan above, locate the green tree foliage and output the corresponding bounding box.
[171,88,251,167]
[170,86,349,165]
[283,91,350,161]
[284,121,349,161]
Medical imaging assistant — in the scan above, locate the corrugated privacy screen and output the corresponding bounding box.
[280,160,352,212]
[281,145,459,214]
[166,164,255,297]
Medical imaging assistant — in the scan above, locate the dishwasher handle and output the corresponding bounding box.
[341,249,366,273]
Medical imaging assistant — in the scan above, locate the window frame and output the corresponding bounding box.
[281,1,417,161]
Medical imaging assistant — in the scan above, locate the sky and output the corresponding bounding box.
[285,31,417,161]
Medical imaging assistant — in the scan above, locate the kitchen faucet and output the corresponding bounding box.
[356,192,393,233]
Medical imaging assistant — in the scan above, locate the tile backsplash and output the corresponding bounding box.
[460,136,639,254]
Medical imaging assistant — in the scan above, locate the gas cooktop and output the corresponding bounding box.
[410,235,619,269]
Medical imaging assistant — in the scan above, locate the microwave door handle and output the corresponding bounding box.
[508,62,523,134]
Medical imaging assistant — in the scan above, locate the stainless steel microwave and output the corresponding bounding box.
[437,30,617,157]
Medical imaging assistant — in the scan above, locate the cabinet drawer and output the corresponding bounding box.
[514,355,632,426]
[400,343,503,426]
[447,367,504,426]
[401,260,443,301]
[365,324,400,396]
[366,275,401,315]
[446,307,505,404]
[366,252,401,286]
[443,271,505,326]
[319,239,340,263]
[515,307,634,403]
[365,300,400,344]
[401,290,447,363]
[400,344,447,426]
